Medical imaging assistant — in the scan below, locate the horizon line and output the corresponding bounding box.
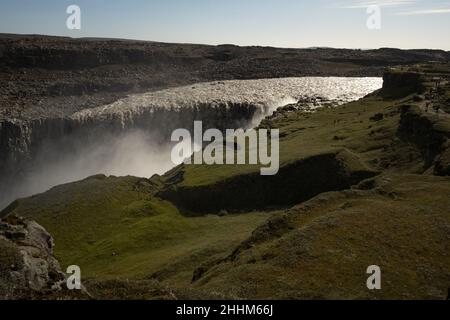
[1,32,449,52]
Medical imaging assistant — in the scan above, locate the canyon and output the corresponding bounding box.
[0,65,382,208]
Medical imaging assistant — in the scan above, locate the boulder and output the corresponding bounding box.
[0,215,67,299]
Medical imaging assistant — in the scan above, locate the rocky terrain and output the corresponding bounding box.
[1,62,449,300]
[0,214,88,299]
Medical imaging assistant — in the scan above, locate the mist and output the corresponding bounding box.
[1,129,176,209]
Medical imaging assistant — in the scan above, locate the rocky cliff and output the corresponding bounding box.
[0,215,73,299]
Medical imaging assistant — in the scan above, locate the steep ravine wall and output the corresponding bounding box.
[160,151,378,215]
[398,105,450,175]
[381,70,426,98]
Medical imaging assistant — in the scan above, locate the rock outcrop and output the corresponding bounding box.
[0,215,67,299]
[381,69,426,98]
[160,150,378,215]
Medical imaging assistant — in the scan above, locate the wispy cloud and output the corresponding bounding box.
[396,8,450,15]
[334,0,450,15]
[335,0,417,9]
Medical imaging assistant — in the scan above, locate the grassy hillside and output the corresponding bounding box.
[191,173,450,299]
[2,63,450,299]
[1,175,270,286]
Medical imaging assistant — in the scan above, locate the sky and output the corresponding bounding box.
[0,0,449,50]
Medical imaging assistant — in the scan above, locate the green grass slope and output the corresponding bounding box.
[191,174,450,299]
[1,175,270,285]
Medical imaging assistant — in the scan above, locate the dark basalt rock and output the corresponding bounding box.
[381,70,426,98]
[434,145,450,176]
[398,105,450,172]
